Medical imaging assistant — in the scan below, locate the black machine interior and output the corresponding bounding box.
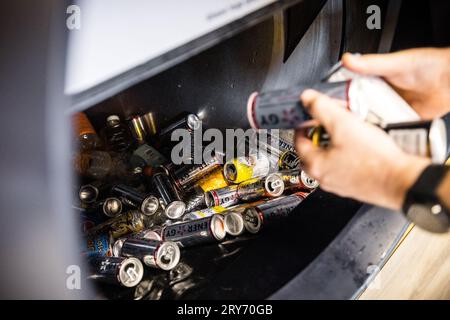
[77,0,421,300]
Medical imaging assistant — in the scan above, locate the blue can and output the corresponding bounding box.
[82,233,112,257]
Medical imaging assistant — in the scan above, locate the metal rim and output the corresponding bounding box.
[118,257,143,288]
[103,197,123,217]
[224,211,245,236]
[429,118,448,164]
[112,238,126,257]
[247,92,259,129]
[243,208,262,234]
[265,173,285,197]
[187,114,201,131]
[210,214,226,240]
[141,195,160,216]
[79,185,99,203]
[141,229,162,241]
[165,201,186,219]
[300,170,319,189]
[155,241,181,271]
[223,161,237,182]
[204,191,216,207]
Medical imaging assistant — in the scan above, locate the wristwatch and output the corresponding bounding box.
[402,165,450,233]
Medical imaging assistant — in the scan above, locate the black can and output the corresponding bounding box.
[159,113,201,137]
[111,184,160,216]
[114,238,180,271]
[79,181,112,204]
[87,255,143,287]
[243,193,308,234]
[151,167,186,219]
[162,214,226,247]
[170,155,222,190]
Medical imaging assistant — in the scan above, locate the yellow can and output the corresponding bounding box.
[197,168,230,192]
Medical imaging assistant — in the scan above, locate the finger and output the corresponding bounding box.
[342,52,413,77]
[300,89,351,134]
[298,119,319,129]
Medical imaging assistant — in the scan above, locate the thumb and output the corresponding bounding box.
[342,52,409,77]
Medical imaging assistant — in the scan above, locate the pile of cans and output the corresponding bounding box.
[73,111,318,289]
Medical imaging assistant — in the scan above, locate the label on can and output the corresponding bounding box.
[163,216,223,247]
[173,158,221,189]
[88,211,145,239]
[388,129,429,158]
[82,234,112,257]
[248,82,347,129]
[278,151,301,170]
[184,206,227,220]
[207,185,239,207]
[198,168,229,192]
[237,178,266,201]
[225,155,271,184]
[131,144,167,167]
[256,194,305,221]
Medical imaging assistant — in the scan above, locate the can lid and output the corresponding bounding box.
[79,185,98,203]
[103,197,123,217]
[112,238,126,257]
[247,92,259,129]
[204,191,216,207]
[430,118,448,164]
[141,195,160,216]
[300,171,320,189]
[165,201,186,219]
[118,257,143,287]
[141,229,162,241]
[223,161,237,182]
[210,214,226,240]
[187,114,201,131]
[265,174,285,197]
[155,241,181,271]
[224,211,244,236]
[243,208,262,234]
[107,115,120,123]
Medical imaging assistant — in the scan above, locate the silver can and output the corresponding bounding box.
[223,211,245,237]
[162,214,226,247]
[114,238,180,271]
[236,174,284,202]
[205,185,239,208]
[247,76,419,130]
[87,256,144,288]
[278,169,319,191]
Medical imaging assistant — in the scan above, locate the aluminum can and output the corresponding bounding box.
[87,256,143,288]
[162,214,226,247]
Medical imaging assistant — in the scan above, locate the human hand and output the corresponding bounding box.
[295,89,431,210]
[342,48,450,119]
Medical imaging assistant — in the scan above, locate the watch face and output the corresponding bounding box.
[406,203,450,233]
